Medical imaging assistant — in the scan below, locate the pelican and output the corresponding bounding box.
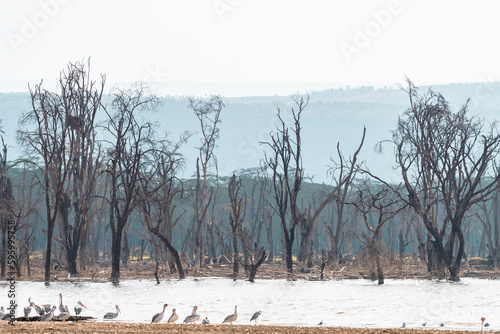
[74,301,87,315]
[223,305,238,325]
[41,306,56,321]
[58,293,69,313]
[250,311,261,324]
[55,311,71,321]
[151,303,168,324]
[183,306,201,323]
[24,300,33,317]
[41,304,52,313]
[30,301,45,316]
[167,308,179,323]
[202,317,210,324]
[104,305,121,320]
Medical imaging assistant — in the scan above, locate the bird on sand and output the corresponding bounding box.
[223,305,238,325]
[202,317,210,324]
[250,311,262,325]
[167,308,179,323]
[151,304,168,324]
[183,306,201,323]
[104,305,121,320]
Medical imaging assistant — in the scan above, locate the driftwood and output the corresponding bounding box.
[14,315,95,322]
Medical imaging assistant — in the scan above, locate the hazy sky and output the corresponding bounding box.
[1,0,499,96]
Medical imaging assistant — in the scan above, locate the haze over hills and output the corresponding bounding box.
[1,82,500,184]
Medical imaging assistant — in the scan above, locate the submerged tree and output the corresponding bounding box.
[262,95,306,274]
[373,79,500,281]
[189,95,224,269]
[103,83,159,281]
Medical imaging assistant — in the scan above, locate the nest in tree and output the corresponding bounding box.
[67,115,84,130]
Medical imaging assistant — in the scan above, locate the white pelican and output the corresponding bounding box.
[223,305,238,325]
[41,306,56,321]
[55,311,70,321]
[58,293,69,313]
[74,301,87,315]
[151,303,168,324]
[202,317,210,324]
[24,299,33,317]
[30,301,45,316]
[183,306,201,323]
[167,308,179,323]
[250,311,261,324]
[41,304,52,313]
[104,305,121,320]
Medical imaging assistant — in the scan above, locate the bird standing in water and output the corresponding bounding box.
[151,304,168,324]
[167,308,179,323]
[250,311,262,325]
[104,305,121,320]
[223,305,238,325]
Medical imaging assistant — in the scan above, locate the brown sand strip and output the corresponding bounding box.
[1,322,497,334]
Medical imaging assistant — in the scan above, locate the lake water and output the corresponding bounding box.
[1,277,498,330]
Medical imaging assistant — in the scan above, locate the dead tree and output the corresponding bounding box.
[102,83,159,281]
[298,127,365,268]
[228,173,246,279]
[137,136,189,279]
[371,79,500,281]
[351,182,402,285]
[18,78,73,282]
[189,95,224,269]
[262,95,307,274]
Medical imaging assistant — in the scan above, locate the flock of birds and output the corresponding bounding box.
[150,304,262,325]
[0,295,492,329]
[0,294,262,325]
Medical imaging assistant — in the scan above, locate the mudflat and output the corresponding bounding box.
[1,323,497,334]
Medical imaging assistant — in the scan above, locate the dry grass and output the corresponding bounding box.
[1,322,498,334]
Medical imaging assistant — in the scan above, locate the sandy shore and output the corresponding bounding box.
[1,322,497,334]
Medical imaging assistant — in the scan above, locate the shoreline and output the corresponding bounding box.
[1,323,498,334]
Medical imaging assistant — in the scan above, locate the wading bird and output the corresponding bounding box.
[41,304,52,313]
[481,317,486,332]
[30,301,45,316]
[223,305,238,325]
[250,311,262,325]
[24,300,32,317]
[104,305,121,320]
[58,294,69,313]
[151,304,168,324]
[55,311,71,321]
[168,309,179,323]
[183,306,201,323]
[74,301,87,315]
[41,306,57,321]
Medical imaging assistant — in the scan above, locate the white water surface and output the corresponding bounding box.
[1,278,498,331]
